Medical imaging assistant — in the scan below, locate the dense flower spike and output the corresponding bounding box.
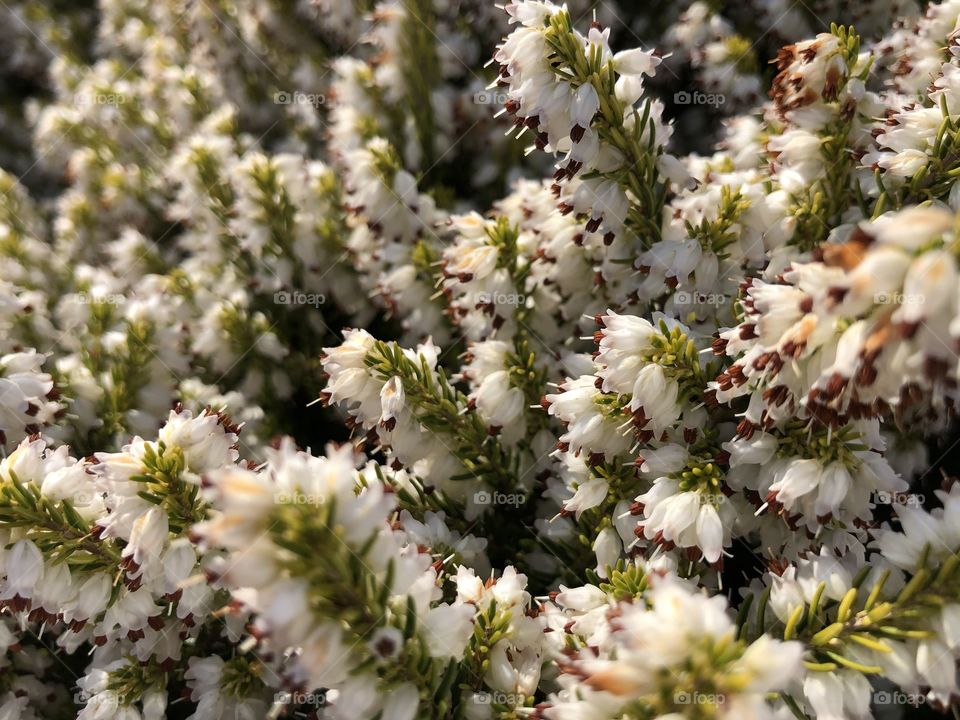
[4,0,960,718]
[542,575,804,720]
[494,0,679,248]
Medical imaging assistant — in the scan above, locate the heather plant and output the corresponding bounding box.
[2,1,960,719]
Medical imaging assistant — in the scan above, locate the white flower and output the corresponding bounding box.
[565,477,609,518]
[0,540,43,609]
[157,409,239,473]
[694,503,723,563]
[612,48,661,77]
[381,683,420,720]
[768,459,821,506]
[422,603,475,658]
[121,506,169,579]
[62,574,112,626]
[544,577,802,718]
[380,376,406,429]
[570,83,600,131]
[629,364,681,434]
[592,526,621,575]
[802,670,871,720]
[474,371,524,431]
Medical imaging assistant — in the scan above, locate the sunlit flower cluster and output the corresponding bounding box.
[2,0,960,718]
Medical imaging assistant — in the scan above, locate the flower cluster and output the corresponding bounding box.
[3,0,960,718]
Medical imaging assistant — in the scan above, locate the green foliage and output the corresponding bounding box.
[365,340,524,493]
[0,470,120,575]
